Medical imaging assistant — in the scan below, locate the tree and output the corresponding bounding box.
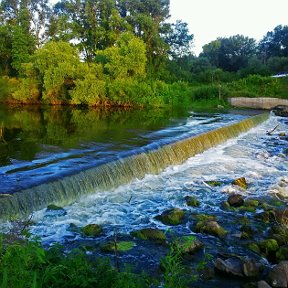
[0,24,13,75]
[33,41,80,103]
[164,20,193,60]
[259,25,288,63]
[201,35,256,72]
[98,32,147,79]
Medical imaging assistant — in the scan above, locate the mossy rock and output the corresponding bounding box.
[100,241,135,253]
[275,209,288,225]
[194,214,217,222]
[131,228,166,241]
[240,232,250,240]
[193,220,227,238]
[248,243,261,254]
[175,235,204,254]
[205,180,223,187]
[185,196,200,207]
[269,199,285,207]
[232,177,248,189]
[269,225,288,246]
[240,225,254,239]
[221,201,236,211]
[259,239,279,255]
[155,208,185,226]
[239,206,256,213]
[255,210,276,223]
[244,199,259,208]
[276,246,288,261]
[81,224,103,237]
[47,204,65,211]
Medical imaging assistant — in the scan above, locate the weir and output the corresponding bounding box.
[0,113,269,220]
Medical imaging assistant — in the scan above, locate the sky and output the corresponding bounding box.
[170,0,288,55]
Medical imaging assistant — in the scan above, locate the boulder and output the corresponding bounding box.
[214,256,261,278]
[193,220,227,238]
[130,228,166,242]
[175,235,204,254]
[228,194,245,207]
[214,257,243,277]
[272,105,288,117]
[267,261,288,287]
[155,208,185,225]
[185,196,200,207]
[81,224,103,237]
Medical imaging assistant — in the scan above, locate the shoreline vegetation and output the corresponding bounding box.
[0,1,287,108]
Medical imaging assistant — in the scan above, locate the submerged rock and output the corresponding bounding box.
[276,246,288,262]
[47,204,65,211]
[258,280,272,288]
[155,208,185,225]
[81,224,103,237]
[46,204,66,215]
[205,180,223,187]
[131,228,166,242]
[228,194,245,207]
[232,177,248,189]
[267,261,288,287]
[100,241,135,253]
[272,105,288,117]
[185,196,200,207]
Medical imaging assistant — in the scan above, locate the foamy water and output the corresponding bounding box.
[28,114,287,244]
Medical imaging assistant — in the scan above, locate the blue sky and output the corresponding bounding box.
[170,0,288,55]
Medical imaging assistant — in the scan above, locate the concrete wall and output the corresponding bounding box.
[228,97,288,110]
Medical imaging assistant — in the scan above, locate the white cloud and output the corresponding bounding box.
[170,0,288,55]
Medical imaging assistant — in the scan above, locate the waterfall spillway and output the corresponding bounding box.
[0,113,269,220]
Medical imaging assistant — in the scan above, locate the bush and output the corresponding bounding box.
[227,75,280,97]
[192,84,228,101]
[0,237,151,288]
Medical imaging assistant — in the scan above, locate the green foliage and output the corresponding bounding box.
[98,32,147,80]
[192,84,228,100]
[160,244,189,288]
[11,77,40,103]
[33,41,80,104]
[0,237,151,288]
[227,75,281,97]
[201,35,256,72]
[164,20,193,59]
[0,77,10,101]
[70,63,106,106]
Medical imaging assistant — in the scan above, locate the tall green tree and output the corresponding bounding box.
[201,35,256,72]
[258,25,288,64]
[164,20,194,60]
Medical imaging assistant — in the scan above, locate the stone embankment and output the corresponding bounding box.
[228,97,288,110]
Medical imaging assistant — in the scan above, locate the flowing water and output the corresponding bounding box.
[0,105,287,286]
[0,105,263,219]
